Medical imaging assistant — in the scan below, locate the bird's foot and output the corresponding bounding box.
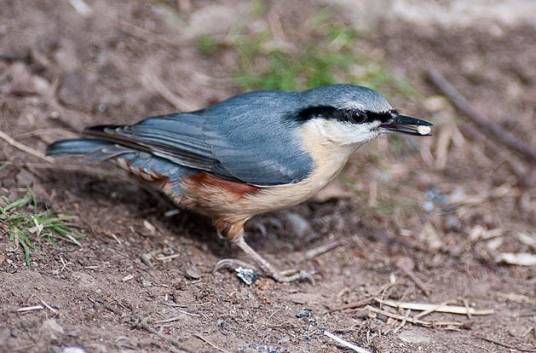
[270,269,314,283]
[214,258,313,283]
[213,258,259,273]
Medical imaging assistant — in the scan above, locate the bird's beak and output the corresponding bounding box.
[380,114,433,136]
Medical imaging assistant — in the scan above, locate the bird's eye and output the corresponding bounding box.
[363,110,392,124]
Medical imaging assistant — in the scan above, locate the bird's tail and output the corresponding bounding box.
[47,138,190,196]
[46,138,127,160]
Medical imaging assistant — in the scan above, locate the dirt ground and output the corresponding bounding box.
[1,1,535,353]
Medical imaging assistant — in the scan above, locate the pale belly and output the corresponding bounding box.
[180,142,356,223]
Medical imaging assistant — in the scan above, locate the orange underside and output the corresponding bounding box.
[186,172,259,197]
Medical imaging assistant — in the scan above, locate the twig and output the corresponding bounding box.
[51,233,81,247]
[414,300,453,319]
[375,299,494,316]
[156,254,181,261]
[366,305,430,326]
[399,266,431,296]
[153,310,201,322]
[16,305,44,312]
[301,240,341,262]
[193,334,231,353]
[462,299,472,319]
[39,299,59,314]
[329,282,393,312]
[393,309,411,333]
[324,331,372,353]
[472,334,536,352]
[427,67,536,163]
[367,305,464,329]
[0,130,53,163]
[458,123,532,186]
[108,232,122,245]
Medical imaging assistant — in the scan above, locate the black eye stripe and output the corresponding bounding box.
[294,105,393,124]
[364,110,394,123]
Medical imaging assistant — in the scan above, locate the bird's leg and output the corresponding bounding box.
[214,221,312,283]
[231,234,312,283]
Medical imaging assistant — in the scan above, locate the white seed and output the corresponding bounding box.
[417,126,432,135]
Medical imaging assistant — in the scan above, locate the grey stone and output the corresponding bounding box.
[399,328,432,344]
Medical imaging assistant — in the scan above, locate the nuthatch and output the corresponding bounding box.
[47,84,432,282]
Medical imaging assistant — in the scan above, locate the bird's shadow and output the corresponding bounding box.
[40,167,318,258]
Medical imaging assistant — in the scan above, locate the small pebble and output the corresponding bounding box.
[235,267,257,286]
[140,253,153,267]
[185,265,201,280]
[399,329,432,344]
[60,347,88,353]
[295,308,312,318]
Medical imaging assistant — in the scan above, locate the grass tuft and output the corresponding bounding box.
[198,10,418,97]
[0,191,80,267]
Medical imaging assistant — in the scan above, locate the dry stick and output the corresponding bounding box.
[427,67,536,163]
[157,254,181,261]
[153,310,201,322]
[393,309,411,333]
[193,334,231,353]
[366,305,464,328]
[375,299,494,316]
[0,130,53,163]
[366,305,430,326]
[16,305,44,312]
[301,240,341,262]
[459,123,530,181]
[414,300,453,319]
[399,267,431,297]
[324,331,372,353]
[462,299,472,320]
[39,299,59,315]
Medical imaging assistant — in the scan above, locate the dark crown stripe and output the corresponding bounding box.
[295,105,392,124]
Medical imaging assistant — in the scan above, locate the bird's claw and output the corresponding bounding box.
[213,258,258,273]
[213,258,314,283]
[272,269,315,284]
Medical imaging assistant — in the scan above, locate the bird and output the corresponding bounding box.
[47,84,432,283]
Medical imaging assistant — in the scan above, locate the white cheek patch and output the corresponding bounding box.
[305,119,380,145]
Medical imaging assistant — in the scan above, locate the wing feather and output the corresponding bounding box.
[83,92,314,186]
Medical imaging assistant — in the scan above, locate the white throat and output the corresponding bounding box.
[303,118,381,146]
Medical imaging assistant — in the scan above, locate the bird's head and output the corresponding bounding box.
[296,84,432,146]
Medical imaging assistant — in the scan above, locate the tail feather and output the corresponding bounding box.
[46,138,117,157]
[46,138,138,161]
[46,138,192,197]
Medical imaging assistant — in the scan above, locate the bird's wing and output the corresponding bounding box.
[85,113,217,172]
[84,108,314,186]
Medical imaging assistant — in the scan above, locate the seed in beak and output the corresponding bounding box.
[417,125,432,135]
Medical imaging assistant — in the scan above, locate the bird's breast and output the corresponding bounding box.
[240,126,356,213]
[179,123,356,222]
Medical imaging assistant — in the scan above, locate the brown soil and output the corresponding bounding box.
[1,1,535,353]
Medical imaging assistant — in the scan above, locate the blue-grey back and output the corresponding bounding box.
[198,90,313,185]
[104,90,315,186]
